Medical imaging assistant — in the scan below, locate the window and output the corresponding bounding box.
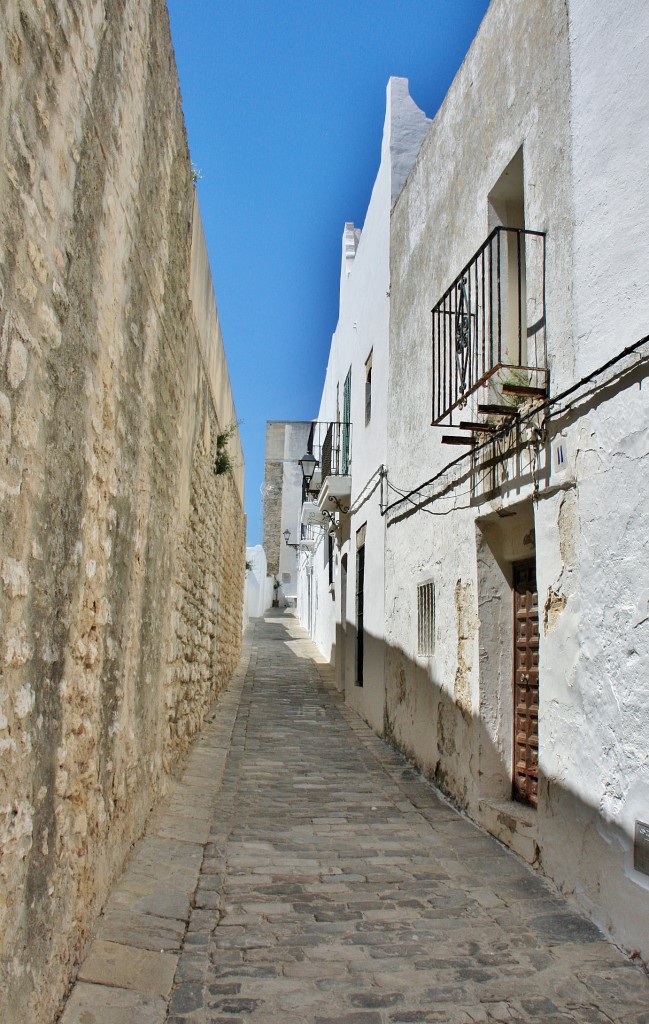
[488,148,527,367]
[431,146,547,428]
[417,580,435,657]
[365,350,373,426]
[342,368,351,475]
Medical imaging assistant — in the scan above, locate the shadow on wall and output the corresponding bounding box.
[329,620,649,962]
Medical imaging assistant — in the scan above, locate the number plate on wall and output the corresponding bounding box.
[634,820,649,876]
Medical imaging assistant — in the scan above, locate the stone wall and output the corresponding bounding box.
[166,387,245,762]
[262,421,288,578]
[0,3,245,1022]
[262,421,312,593]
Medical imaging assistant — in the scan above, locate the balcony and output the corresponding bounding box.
[303,420,352,514]
[300,501,323,528]
[431,227,547,433]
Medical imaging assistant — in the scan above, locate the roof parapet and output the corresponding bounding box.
[384,76,431,205]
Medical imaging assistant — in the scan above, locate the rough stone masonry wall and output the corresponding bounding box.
[262,422,287,577]
[166,390,245,762]
[0,3,245,1022]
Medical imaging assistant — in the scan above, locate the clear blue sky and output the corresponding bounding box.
[166,0,490,545]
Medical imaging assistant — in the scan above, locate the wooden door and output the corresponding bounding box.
[513,559,539,806]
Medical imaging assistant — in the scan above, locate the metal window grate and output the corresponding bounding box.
[342,369,352,475]
[417,581,435,657]
[431,226,547,426]
[365,350,373,426]
[312,420,352,484]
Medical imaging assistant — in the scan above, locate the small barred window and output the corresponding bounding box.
[417,581,435,657]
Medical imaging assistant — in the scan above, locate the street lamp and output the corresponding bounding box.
[298,451,318,490]
[283,529,299,549]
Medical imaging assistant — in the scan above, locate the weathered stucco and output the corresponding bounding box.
[386,0,649,960]
[0,3,245,1021]
[298,0,649,966]
[299,78,429,734]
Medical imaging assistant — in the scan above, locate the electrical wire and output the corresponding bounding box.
[385,476,475,516]
[382,332,649,518]
[346,464,385,517]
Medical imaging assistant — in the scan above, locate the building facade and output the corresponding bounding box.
[297,0,649,960]
[297,78,429,729]
[262,420,313,604]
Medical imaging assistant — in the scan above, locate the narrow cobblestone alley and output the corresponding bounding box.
[60,613,649,1024]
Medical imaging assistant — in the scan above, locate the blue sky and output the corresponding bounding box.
[166,0,490,545]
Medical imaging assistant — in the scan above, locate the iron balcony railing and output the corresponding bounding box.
[431,226,547,426]
[305,420,352,499]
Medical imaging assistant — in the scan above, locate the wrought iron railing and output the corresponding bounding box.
[431,226,546,425]
[305,420,352,498]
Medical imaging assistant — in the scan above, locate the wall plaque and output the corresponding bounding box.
[634,820,649,876]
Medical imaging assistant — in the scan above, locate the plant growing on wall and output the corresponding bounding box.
[501,366,531,408]
[214,423,237,476]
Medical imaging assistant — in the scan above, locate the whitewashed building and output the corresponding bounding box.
[296,0,649,960]
[296,78,429,730]
[244,544,272,622]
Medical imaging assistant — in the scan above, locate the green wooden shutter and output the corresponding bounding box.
[342,368,351,475]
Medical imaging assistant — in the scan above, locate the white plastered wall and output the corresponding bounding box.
[532,0,649,951]
[388,0,649,959]
[304,78,429,733]
[387,0,574,795]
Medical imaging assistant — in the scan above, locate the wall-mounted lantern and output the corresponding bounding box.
[298,451,318,489]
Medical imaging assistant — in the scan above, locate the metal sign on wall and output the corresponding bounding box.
[634,820,649,877]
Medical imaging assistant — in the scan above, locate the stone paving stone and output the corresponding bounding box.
[76,939,177,997]
[111,890,192,922]
[56,615,649,1023]
[94,908,187,952]
[59,982,167,1024]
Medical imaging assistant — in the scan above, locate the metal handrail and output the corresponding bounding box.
[305,420,352,493]
[431,226,546,426]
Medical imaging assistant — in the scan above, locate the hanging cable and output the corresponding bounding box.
[346,464,386,517]
[382,332,649,518]
[385,475,475,516]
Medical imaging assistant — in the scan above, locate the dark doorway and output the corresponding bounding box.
[355,543,365,686]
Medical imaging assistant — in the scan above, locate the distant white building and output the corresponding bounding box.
[296,0,649,962]
[244,545,272,621]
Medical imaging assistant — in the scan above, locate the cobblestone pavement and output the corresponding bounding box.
[60,612,649,1024]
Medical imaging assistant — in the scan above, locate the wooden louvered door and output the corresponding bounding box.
[513,559,539,807]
